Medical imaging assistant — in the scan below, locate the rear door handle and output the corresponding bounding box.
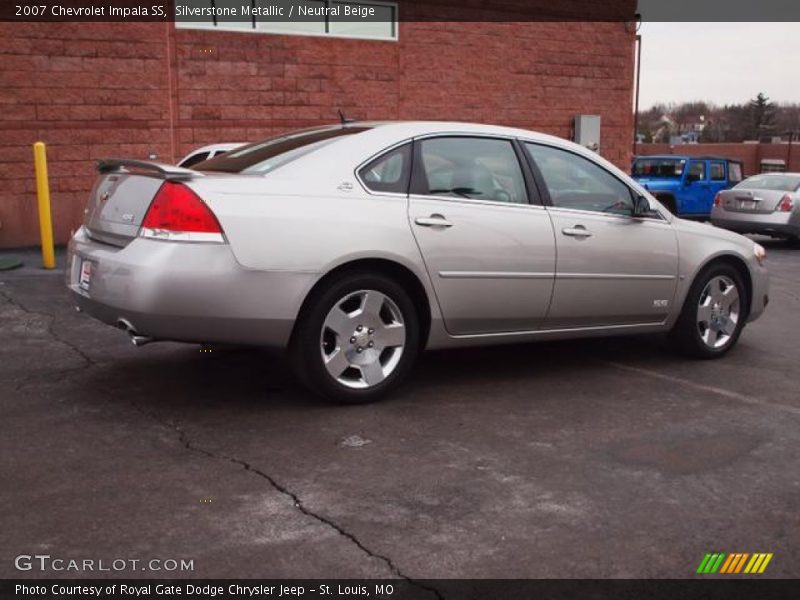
[562,226,592,238]
[415,215,453,228]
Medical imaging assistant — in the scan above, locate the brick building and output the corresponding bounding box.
[0,1,637,247]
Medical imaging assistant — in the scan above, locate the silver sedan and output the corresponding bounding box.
[711,172,800,242]
[67,122,770,403]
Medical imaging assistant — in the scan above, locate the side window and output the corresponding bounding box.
[525,143,634,216]
[179,151,210,168]
[412,137,528,204]
[729,162,743,183]
[710,161,726,181]
[358,143,411,194]
[687,161,706,181]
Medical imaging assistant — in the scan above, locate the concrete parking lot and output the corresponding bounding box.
[2,239,799,581]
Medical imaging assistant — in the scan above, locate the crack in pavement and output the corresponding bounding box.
[2,286,443,596]
[1,288,97,391]
[1,288,97,368]
[120,396,444,600]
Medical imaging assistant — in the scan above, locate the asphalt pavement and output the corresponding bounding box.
[2,240,799,580]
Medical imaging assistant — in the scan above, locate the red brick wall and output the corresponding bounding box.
[635,143,800,178]
[0,17,636,247]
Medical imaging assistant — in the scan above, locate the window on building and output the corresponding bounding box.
[176,1,398,41]
[526,143,634,216]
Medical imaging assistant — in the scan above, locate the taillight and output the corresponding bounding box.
[777,194,794,212]
[713,192,722,207]
[140,182,224,242]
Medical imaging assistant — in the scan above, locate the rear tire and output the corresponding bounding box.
[290,272,420,404]
[669,263,748,359]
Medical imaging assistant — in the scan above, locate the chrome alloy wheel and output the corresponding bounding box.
[320,290,406,389]
[696,275,740,349]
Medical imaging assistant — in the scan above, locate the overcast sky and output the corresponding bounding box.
[637,22,800,110]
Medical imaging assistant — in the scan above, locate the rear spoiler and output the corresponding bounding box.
[96,159,204,180]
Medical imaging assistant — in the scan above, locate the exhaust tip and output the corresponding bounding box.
[116,318,154,347]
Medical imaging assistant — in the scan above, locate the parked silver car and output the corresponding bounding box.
[67,122,770,403]
[711,173,800,242]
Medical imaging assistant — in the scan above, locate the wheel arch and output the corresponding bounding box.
[689,253,753,319]
[291,258,433,350]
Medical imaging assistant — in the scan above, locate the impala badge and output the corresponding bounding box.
[653,299,669,308]
[337,181,353,192]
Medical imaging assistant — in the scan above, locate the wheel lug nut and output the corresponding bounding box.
[356,347,363,353]
[350,337,356,344]
[368,341,374,348]
[368,328,374,334]
[357,325,363,332]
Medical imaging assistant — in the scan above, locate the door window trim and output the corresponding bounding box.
[353,138,414,198]
[408,134,544,208]
[521,140,666,222]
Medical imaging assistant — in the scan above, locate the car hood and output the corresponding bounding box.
[672,216,755,249]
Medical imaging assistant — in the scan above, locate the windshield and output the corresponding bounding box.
[735,174,800,192]
[632,158,686,178]
[196,126,372,174]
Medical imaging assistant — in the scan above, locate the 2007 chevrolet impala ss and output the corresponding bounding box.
[67,122,770,403]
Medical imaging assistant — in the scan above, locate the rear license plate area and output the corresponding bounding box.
[739,200,756,210]
[79,259,93,291]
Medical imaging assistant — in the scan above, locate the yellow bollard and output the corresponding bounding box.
[33,142,56,269]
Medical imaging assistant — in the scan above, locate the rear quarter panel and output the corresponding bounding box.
[193,178,443,325]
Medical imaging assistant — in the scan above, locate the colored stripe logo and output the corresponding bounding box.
[696,552,773,574]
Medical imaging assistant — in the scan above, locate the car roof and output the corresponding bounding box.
[363,120,569,144]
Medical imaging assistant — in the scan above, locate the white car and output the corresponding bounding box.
[68,121,770,404]
[177,143,246,168]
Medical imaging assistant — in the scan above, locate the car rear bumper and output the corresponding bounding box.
[66,227,315,347]
[711,211,800,238]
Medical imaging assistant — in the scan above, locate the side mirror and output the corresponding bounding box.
[633,195,659,218]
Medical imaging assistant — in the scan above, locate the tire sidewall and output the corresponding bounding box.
[675,263,748,358]
[292,272,420,404]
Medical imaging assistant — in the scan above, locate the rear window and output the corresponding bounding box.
[632,158,686,178]
[735,174,800,192]
[196,126,372,174]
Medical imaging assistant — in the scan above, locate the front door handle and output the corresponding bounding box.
[562,225,592,238]
[415,214,453,228]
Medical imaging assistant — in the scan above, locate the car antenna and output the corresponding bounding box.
[338,109,355,125]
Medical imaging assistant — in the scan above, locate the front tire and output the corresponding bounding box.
[290,272,420,404]
[670,263,748,358]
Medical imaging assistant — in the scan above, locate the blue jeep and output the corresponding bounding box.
[632,155,744,218]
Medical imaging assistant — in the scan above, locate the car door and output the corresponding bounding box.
[523,142,679,329]
[407,135,556,335]
[684,159,709,214]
